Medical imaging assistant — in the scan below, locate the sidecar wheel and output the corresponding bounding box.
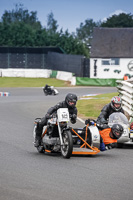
[61,130,73,159]
[80,127,92,147]
[116,143,123,148]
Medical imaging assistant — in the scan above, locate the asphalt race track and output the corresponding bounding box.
[0,87,133,200]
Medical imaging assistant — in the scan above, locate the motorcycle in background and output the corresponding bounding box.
[43,84,59,96]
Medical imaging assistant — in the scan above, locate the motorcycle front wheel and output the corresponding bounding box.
[61,130,73,159]
[52,90,56,95]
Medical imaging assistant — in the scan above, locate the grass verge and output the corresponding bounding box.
[77,92,118,120]
[0,77,71,87]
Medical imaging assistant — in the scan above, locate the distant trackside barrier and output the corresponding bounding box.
[0,68,74,83]
[0,68,124,87]
[76,77,118,87]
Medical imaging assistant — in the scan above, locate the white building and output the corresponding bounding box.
[90,28,133,79]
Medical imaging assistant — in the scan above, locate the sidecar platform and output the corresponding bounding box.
[72,147,100,155]
[71,128,100,155]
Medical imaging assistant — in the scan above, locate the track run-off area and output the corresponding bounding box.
[0,87,133,200]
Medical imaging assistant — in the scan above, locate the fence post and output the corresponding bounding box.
[7,53,10,68]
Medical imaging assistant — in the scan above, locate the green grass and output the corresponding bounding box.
[77,92,118,119]
[0,77,71,87]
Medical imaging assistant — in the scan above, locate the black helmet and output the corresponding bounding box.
[65,93,77,108]
[110,124,123,139]
[111,96,122,111]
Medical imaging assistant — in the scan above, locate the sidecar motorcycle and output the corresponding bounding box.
[33,108,73,159]
[33,109,101,158]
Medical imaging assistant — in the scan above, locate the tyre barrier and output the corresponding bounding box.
[116,79,133,121]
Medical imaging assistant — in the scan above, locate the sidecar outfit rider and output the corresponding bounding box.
[34,93,78,147]
[96,96,124,151]
[97,96,125,129]
[99,123,124,150]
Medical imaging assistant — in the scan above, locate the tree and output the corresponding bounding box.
[76,19,100,42]
[0,4,89,56]
[0,22,36,46]
[101,13,133,27]
[58,30,89,57]
[1,3,42,30]
[46,12,58,34]
[76,19,100,56]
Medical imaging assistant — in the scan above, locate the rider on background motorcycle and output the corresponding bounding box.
[34,93,78,147]
[96,96,125,150]
[43,84,52,95]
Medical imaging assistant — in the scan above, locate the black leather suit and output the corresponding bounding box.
[97,103,125,129]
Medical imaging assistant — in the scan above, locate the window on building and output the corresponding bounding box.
[102,58,120,66]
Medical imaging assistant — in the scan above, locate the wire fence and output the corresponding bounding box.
[0,47,90,77]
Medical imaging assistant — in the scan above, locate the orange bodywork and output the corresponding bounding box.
[99,128,117,145]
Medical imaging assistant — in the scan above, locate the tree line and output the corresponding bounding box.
[0,4,133,57]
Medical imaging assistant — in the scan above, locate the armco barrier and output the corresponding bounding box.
[116,79,133,121]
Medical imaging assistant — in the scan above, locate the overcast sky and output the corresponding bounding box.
[0,0,133,33]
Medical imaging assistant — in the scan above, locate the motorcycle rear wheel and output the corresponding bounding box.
[61,130,73,159]
[37,145,45,153]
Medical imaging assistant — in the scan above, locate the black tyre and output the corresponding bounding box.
[52,90,55,95]
[80,126,92,147]
[37,145,45,153]
[61,130,73,159]
[116,143,123,148]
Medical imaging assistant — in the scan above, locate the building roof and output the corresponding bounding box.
[0,46,65,54]
[90,27,133,58]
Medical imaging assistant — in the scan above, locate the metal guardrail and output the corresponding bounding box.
[116,79,133,121]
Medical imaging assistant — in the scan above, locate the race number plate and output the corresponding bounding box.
[57,108,69,122]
